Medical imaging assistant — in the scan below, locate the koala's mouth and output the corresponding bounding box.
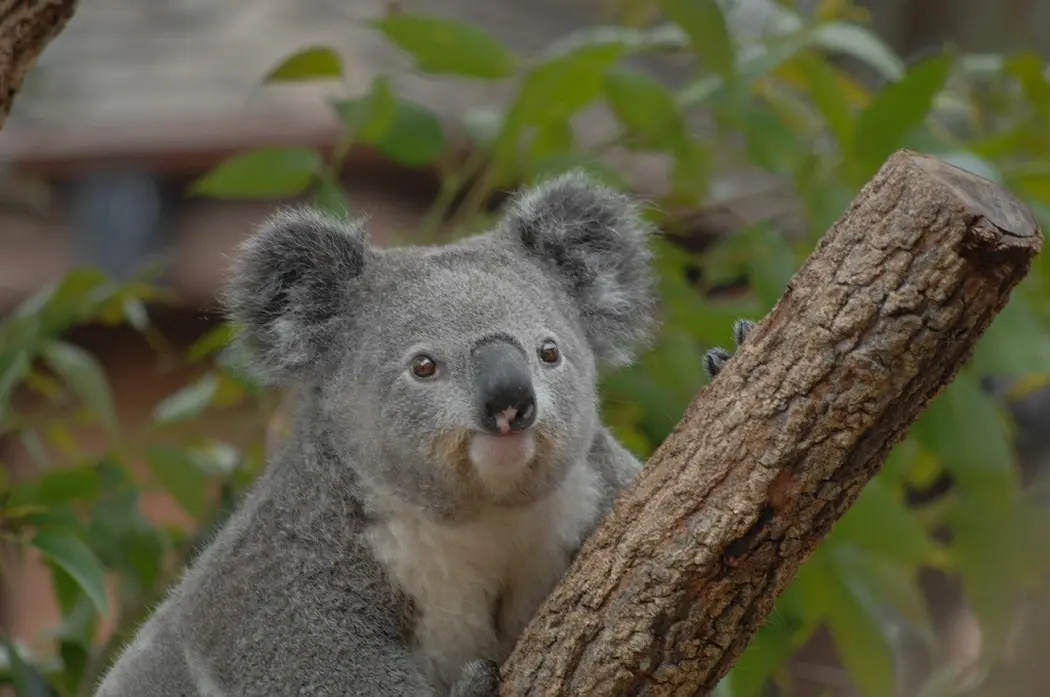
[468,430,536,473]
[432,426,556,504]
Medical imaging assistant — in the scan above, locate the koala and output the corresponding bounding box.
[92,171,659,697]
[702,318,755,380]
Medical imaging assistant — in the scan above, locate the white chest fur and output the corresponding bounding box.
[366,463,600,689]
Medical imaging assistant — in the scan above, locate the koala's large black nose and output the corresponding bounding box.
[473,340,537,434]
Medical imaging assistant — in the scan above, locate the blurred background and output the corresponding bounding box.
[2,1,1050,696]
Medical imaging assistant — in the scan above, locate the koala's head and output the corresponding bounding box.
[222,172,657,520]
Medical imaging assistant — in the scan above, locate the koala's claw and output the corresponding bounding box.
[449,658,501,697]
[703,318,756,380]
[703,347,732,379]
[732,318,756,348]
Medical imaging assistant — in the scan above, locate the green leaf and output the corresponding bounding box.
[0,350,30,422]
[189,443,241,477]
[313,176,352,221]
[152,373,219,424]
[82,462,167,593]
[732,224,797,309]
[538,23,688,60]
[18,429,47,467]
[121,297,149,332]
[189,147,322,199]
[49,564,99,653]
[723,605,804,697]
[8,465,102,508]
[339,76,399,143]
[145,447,212,520]
[373,15,516,79]
[830,477,933,566]
[604,69,684,149]
[527,121,574,164]
[810,22,904,82]
[1007,161,1050,205]
[911,373,1017,508]
[1005,52,1050,120]
[527,153,630,191]
[793,52,855,147]
[742,106,804,177]
[10,268,110,338]
[852,53,953,179]
[186,325,235,363]
[31,531,109,616]
[40,341,117,434]
[802,549,897,697]
[946,499,1050,654]
[510,43,624,128]
[376,101,446,167]
[57,639,90,694]
[660,0,735,76]
[263,45,343,83]
[2,637,53,697]
[461,108,504,150]
[334,96,445,167]
[601,368,688,445]
[669,137,711,200]
[971,294,1050,374]
[829,542,936,644]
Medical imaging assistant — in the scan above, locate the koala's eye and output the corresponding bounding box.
[538,340,560,364]
[410,354,438,379]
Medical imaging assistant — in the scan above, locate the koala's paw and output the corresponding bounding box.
[449,658,500,697]
[703,319,756,380]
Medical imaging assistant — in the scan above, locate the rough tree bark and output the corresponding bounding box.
[499,150,1044,696]
[0,0,78,130]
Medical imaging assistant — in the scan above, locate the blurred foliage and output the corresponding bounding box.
[4,1,1050,695]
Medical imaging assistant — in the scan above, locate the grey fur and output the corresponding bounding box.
[93,171,657,697]
[703,318,755,380]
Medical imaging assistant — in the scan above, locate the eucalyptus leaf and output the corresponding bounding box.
[31,531,109,617]
[808,550,897,697]
[145,447,213,520]
[604,69,684,149]
[190,147,322,199]
[660,0,735,76]
[263,46,343,83]
[829,477,933,567]
[41,341,118,435]
[8,465,102,508]
[373,15,516,79]
[0,350,30,423]
[852,53,954,179]
[2,637,53,697]
[335,95,445,167]
[810,22,904,81]
[510,43,624,129]
[313,176,352,221]
[723,610,803,697]
[153,373,219,424]
[912,373,1018,508]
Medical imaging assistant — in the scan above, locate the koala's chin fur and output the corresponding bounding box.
[93,171,659,697]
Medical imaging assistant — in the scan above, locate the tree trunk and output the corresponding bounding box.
[0,0,79,130]
[499,150,1044,696]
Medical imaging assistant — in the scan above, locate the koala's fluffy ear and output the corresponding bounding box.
[221,207,369,383]
[501,171,658,367]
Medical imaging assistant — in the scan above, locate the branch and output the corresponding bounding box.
[499,150,1044,695]
[0,0,79,130]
